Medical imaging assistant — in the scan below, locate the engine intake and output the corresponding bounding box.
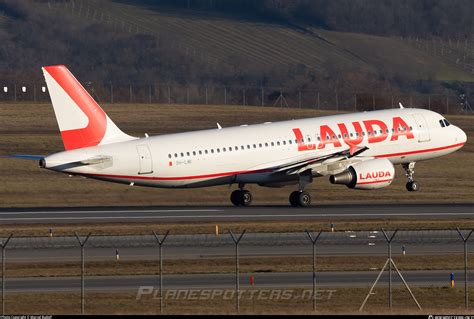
[329,158,394,190]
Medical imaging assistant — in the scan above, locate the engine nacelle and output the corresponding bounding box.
[329,158,395,190]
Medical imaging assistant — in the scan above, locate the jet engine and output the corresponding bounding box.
[329,158,395,190]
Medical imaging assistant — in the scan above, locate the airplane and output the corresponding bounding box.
[10,65,467,207]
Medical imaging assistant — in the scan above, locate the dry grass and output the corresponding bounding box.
[2,218,474,237]
[3,255,469,278]
[5,287,474,314]
[0,103,473,208]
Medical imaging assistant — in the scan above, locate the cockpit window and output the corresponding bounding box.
[439,119,445,128]
[444,119,451,127]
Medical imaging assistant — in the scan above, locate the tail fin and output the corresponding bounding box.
[42,65,136,150]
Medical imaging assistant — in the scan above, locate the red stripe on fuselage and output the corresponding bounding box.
[375,142,465,158]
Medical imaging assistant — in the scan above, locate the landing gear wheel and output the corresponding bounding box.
[297,191,312,207]
[230,190,241,206]
[230,190,253,207]
[289,191,312,207]
[406,181,419,192]
[240,190,252,206]
[289,191,300,207]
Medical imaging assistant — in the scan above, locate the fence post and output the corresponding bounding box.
[186,87,189,105]
[168,85,171,105]
[457,228,473,310]
[354,94,357,111]
[335,91,338,111]
[229,229,246,313]
[110,83,113,104]
[299,90,302,108]
[224,87,227,105]
[382,229,398,309]
[1,234,12,315]
[446,95,449,114]
[242,87,245,106]
[317,92,320,109]
[152,230,169,314]
[74,232,91,315]
[261,87,264,107]
[13,84,16,102]
[305,230,322,312]
[149,85,152,104]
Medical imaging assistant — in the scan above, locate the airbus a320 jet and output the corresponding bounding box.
[10,66,467,207]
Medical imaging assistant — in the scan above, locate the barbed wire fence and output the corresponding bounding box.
[0,83,472,115]
[1,228,474,314]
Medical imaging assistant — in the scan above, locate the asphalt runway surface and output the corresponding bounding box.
[0,203,473,224]
[5,270,463,293]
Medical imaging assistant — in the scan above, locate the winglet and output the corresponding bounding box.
[399,102,405,109]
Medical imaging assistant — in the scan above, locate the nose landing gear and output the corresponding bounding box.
[402,162,419,192]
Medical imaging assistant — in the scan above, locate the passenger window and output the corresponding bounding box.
[211,149,214,154]
[168,154,171,159]
[199,151,202,155]
[205,150,208,154]
[174,153,178,158]
[193,151,196,156]
[277,141,281,146]
[186,152,190,156]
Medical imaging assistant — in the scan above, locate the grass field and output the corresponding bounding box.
[0,103,472,208]
[3,255,471,278]
[6,287,474,314]
[39,0,474,82]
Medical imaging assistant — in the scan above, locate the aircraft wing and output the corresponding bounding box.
[269,146,369,176]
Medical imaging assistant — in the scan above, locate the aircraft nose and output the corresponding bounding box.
[458,127,467,144]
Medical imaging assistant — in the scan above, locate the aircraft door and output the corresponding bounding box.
[136,145,153,174]
[411,114,431,142]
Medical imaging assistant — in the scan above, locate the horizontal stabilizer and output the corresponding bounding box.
[3,154,44,161]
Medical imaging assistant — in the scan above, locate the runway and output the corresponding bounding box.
[5,270,462,293]
[0,203,473,224]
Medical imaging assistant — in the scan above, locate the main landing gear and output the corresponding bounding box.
[402,162,419,192]
[289,191,312,207]
[230,186,253,207]
[289,172,313,207]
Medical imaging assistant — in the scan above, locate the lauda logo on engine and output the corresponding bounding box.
[359,171,392,180]
[293,117,414,151]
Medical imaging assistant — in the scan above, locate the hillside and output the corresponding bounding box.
[35,0,473,85]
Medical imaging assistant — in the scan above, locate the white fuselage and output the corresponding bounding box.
[43,108,466,188]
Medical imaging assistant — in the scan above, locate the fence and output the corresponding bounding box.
[0,83,472,115]
[1,228,474,314]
